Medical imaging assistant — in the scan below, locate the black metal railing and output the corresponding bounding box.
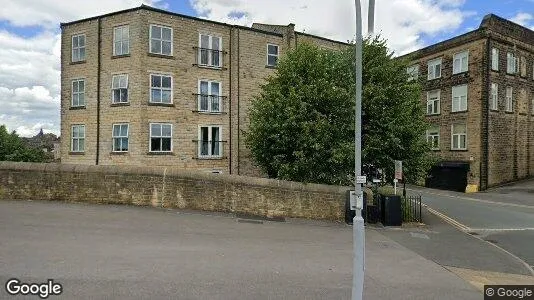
[192,140,227,158]
[193,47,226,68]
[193,94,225,113]
[401,195,422,223]
[367,191,422,224]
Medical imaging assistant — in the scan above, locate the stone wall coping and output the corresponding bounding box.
[0,162,350,194]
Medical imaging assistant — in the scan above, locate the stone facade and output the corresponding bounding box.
[60,5,347,176]
[403,14,534,191]
[0,161,349,222]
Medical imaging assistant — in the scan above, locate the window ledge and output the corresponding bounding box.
[452,71,468,76]
[195,156,226,160]
[427,77,442,81]
[195,64,225,71]
[147,152,174,155]
[111,54,131,59]
[426,113,441,116]
[69,106,86,110]
[111,102,130,107]
[69,152,85,155]
[450,110,468,114]
[450,149,468,152]
[148,53,174,59]
[148,102,174,107]
[491,69,499,72]
[110,151,129,155]
[489,109,499,112]
[265,65,277,69]
[505,111,514,114]
[193,110,227,115]
[70,60,86,65]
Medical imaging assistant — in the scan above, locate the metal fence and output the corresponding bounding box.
[365,193,422,224]
[401,195,422,223]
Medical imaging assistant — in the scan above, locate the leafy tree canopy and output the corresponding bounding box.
[0,125,47,162]
[245,37,435,185]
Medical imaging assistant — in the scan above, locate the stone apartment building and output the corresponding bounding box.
[60,5,346,176]
[402,14,534,192]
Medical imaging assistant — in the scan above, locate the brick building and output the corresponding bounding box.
[402,14,534,192]
[60,5,346,175]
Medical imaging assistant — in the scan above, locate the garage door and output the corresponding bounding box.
[425,161,469,192]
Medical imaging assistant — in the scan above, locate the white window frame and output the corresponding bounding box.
[112,74,128,104]
[198,34,222,68]
[427,58,442,80]
[149,123,173,152]
[452,51,469,74]
[426,126,440,150]
[112,123,129,152]
[71,125,85,152]
[149,74,173,104]
[407,64,419,81]
[426,90,440,115]
[198,80,222,113]
[507,52,517,74]
[198,125,223,158]
[113,25,130,56]
[266,44,279,67]
[149,24,173,56]
[71,34,86,62]
[451,124,467,150]
[491,48,499,71]
[71,79,85,107]
[505,86,513,112]
[490,83,498,110]
[451,84,468,112]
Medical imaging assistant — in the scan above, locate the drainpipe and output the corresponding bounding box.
[482,34,491,190]
[228,26,232,174]
[96,18,102,165]
[237,29,241,175]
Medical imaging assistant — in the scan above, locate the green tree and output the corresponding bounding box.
[245,37,434,185]
[0,125,47,162]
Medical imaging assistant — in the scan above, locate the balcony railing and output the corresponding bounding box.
[192,140,227,159]
[193,47,227,69]
[193,93,226,114]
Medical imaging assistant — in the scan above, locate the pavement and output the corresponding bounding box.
[0,200,482,300]
[407,181,534,271]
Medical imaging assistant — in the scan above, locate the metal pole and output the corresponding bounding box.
[368,0,375,35]
[353,1,375,300]
[352,1,364,300]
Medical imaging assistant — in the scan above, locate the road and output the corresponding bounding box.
[0,200,481,300]
[409,183,534,271]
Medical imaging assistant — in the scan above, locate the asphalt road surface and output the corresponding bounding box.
[410,183,534,270]
[0,200,480,300]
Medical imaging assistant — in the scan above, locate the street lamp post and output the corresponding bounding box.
[352,1,374,300]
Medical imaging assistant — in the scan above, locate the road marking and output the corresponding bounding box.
[424,205,534,276]
[425,205,472,232]
[469,228,534,232]
[408,188,534,209]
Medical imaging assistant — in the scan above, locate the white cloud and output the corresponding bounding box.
[0,0,165,137]
[510,12,534,30]
[190,0,470,54]
[0,86,60,137]
[511,12,532,25]
[0,0,164,28]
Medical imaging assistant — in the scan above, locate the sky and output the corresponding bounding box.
[0,0,532,137]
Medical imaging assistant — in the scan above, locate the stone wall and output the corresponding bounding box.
[0,162,349,222]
